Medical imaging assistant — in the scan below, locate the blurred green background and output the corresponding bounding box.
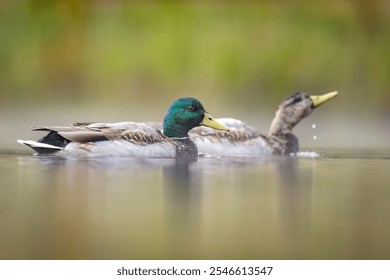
[1,0,389,149]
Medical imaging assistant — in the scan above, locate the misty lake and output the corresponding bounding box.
[1,149,390,259]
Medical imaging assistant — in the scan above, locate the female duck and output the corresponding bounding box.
[18,97,229,158]
[190,91,338,156]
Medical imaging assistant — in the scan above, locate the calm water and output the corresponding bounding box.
[1,150,390,260]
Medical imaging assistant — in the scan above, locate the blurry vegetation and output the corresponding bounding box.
[0,0,389,113]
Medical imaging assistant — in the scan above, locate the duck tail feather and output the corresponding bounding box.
[17,139,63,154]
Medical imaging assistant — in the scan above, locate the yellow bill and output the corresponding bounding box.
[310,91,338,107]
[200,113,230,131]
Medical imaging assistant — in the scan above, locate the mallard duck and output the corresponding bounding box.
[17,97,229,158]
[189,91,338,156]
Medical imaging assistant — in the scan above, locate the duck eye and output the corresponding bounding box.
[187,105,196,111]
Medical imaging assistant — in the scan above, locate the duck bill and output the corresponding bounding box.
[200,113,229,131]
[310,91,338,107]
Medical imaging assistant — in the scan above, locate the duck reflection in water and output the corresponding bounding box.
[161,157,205,258]
[270,156,314,258]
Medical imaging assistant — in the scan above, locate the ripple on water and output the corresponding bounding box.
[292,151,321,158]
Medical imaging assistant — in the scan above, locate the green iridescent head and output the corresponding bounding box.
[162,97,229,138]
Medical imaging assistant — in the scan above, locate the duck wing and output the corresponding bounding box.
[19,122,167,155]
[33,122,164,145]
[32,123,107,143]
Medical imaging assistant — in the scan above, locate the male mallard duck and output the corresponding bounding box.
[17,97,229,158]
[190,91,338,156]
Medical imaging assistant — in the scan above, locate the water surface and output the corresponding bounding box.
[1,150,390,259]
